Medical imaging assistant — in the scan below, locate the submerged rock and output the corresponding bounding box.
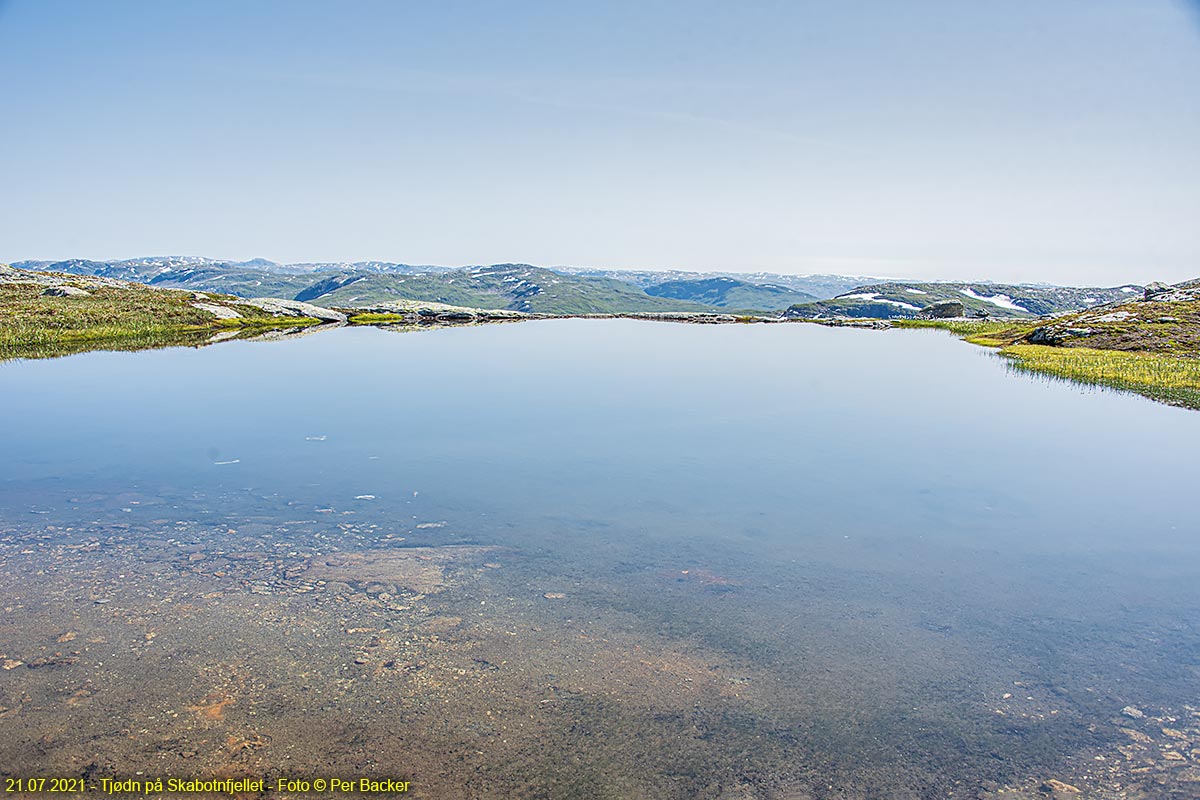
[302,545,496,594]
[1038,778,1081,794]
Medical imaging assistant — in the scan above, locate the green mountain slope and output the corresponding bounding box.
[644,277,815,311]
[297,265,713,313]
[145,266,316,298]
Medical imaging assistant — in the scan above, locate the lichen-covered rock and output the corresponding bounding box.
[1091,310,1132,323]
[1027,327,1054,344]
[243,298,347,323]
[1144,281,1173,299]
[41,285,91,297]
[191,302,242,319]
[1140,281,1199,302]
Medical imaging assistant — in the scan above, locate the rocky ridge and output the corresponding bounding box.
[1021,278,1200,354]
[785,281,1143,321]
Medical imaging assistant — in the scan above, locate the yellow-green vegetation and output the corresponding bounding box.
[346,312,409,324]
[0,281,320,361]
[892,319,1034,346]
[1000,344,1200,409]
[896,314,1200,410]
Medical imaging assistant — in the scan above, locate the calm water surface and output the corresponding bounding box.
[2,320,1198,799]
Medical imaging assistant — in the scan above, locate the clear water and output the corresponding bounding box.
[2,320,1198,799]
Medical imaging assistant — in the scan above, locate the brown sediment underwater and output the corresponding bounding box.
[2,509,1199,800]
[301,546,498,595]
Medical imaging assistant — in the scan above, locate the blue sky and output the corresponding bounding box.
[1,0,1197,283]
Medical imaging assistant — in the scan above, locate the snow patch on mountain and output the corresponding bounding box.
[959,288,1028,312]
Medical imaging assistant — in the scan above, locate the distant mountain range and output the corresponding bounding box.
[552,266,867,299]
[784,281,1143,320]
[8,257,865,313]
[7,256,1141,317]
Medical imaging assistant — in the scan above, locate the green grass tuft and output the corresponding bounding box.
[347,312,410,324]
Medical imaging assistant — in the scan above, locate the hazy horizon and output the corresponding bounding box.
[2,1,1198,285]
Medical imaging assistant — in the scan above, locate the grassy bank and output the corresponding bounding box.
[897,318,1200,410]
[1001,344,1200,409]
[0,281,321,359]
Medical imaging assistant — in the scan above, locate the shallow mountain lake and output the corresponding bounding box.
[2,320,1198,799]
